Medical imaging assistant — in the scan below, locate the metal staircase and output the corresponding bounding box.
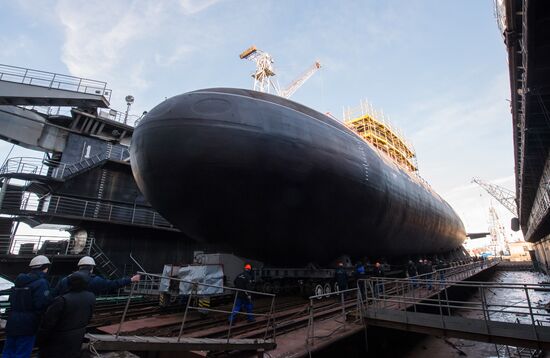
[0,146,129,181]
[90,241,119,278]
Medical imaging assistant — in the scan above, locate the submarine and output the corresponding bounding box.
[130,88,466,266]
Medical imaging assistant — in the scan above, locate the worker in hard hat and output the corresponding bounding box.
[55,256,140,296]
[229,263,255,324]
[2,255,53,358]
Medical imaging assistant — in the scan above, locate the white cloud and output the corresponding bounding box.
[179,0,220,15]
[154,46,195,66]
[54,0,221,111]
[0,35,32,58]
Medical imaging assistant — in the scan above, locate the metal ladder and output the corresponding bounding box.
[90,241,119,278]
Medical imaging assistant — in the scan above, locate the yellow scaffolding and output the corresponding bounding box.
[343,101,418,173]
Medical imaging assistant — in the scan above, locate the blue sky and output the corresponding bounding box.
[0,0,518,237]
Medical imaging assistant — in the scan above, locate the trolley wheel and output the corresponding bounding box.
[314,283,324,298]
[262,282,273,294]
[323,282,332,296]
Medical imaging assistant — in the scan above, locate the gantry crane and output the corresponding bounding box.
[239,45,321,99]
[471,177,518,216]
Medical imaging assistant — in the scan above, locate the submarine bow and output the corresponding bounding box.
[130,88,466,265]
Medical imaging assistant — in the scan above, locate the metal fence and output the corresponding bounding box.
[116,271,277,343]
[0,63,111,100]
[358,259,550,353]
[1,190,174,230]
[306,286,365,348]
[4,235,69,255]
[0,150,130,179]
[98,108,142,127]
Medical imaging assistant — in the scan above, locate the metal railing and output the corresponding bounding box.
[0,64,111,100]
[307,286,365,347]
[25,105,74,117]
[116,271,277,344]
[1,190,174,230]
[357,259,499,309]
[98,108,142,127]
[358,259,550,344]
[0,150,130,179]
[0,234,69,255]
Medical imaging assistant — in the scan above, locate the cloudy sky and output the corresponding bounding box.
[0,0,519,239]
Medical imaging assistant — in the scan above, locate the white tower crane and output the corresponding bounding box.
[471,177,518,216]
[239,45,321,99]
[488,204,509,256]
[278,61,321,99]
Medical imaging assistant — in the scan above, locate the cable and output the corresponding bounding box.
[1,143,15,167]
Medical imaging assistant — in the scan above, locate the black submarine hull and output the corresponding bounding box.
[130,88,465,266]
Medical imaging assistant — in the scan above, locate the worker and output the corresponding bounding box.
[2,255,53,358]
[424,259,434,290]
[334,262,348,292]
[229,263,255,324]
[434,259,446,288]
[37,271,95,358]
[56,256,140,296]
[406,260,418,288]
[373,262,385,298]
[354,261,366,298]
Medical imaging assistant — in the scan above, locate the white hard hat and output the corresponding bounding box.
[29,255,51,267]
[78,256,96,266]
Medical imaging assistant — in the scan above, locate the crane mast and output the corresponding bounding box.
[488,204,509,255]
[472,177,518,216]
[278,61,322,99]
[239,45,321,99]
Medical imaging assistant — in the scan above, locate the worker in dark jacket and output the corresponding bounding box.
[2,255,53,358]
[373,262,385,298]
[334,262,348,291]
[37,271,95,358]
[56,256,140,296]
[354,261,366,298]
[229,263,255,323]
[407,260,418,288]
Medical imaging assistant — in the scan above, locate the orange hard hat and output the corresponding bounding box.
[244,264,252,270]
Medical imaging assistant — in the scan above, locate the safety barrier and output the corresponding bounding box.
[3,235,68,255]
[0,190,174,230]
[358,259,550,354]
[0,149,130,179]
[98,108,142,127]
[306,286,365,347]
[0,63,111,100]
[116,271,277,343]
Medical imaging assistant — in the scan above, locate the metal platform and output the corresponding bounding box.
[0,64,110,107]
[364,308,550,350]
[86,334,276,352]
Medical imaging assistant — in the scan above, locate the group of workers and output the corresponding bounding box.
[2,255,140,358]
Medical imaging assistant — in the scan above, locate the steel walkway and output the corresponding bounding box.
[0,64,110,107]
[359,261,550,353]
[364,309,550,350]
